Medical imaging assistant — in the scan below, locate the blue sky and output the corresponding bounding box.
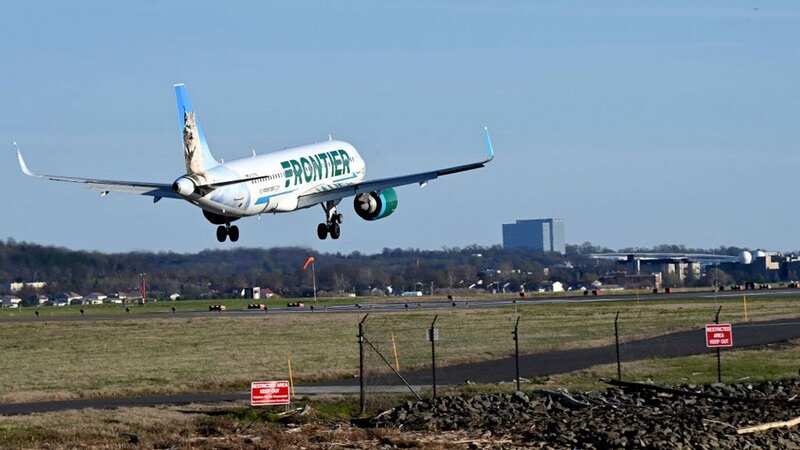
[3,1,799,253]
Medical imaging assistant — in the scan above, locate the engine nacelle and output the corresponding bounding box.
[354,188,398,221]
[172,176,196,197]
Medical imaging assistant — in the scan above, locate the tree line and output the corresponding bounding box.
[0,239,753,300]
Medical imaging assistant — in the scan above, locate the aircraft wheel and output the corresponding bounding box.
[216,226,228,242]
[228,225,240,242]
[329,222,341,239]
[317,223,328,240]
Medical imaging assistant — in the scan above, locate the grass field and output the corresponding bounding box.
[0,294,797,403]
[0,286,718,319]
[0,296,366,319]
[3,342,800,449]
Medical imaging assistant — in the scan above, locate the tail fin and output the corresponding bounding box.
[174,83,218,174]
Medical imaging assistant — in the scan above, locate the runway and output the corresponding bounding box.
[1,316,798,415]
[1,288,796,323]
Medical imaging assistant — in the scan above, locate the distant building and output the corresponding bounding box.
[620,256,700,282]
[56,292,84,305]
[9,281,47,292]
[600,272,662,290]
[718,252,783,283]
[242,287,261,300]
[502,218,565,254]
[85,293,107,304]
[1,296,22,308]
[114,292,141,302]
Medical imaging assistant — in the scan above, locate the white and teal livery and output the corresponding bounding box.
[17,84,494,242]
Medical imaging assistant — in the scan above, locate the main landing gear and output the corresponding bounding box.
[216,224,239,242]
[317,201,342,240]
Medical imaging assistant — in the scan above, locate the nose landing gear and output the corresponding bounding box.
[216,224,240,242]
[317,201,342,240]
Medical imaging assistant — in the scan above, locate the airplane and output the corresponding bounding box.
[16,83,495,242]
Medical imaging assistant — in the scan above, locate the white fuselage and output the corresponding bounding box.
[182,140,366,218]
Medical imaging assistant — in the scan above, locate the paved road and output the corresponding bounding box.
[0,386,419,416]
[392,317,800,386]
[2,288,796,323]
[1,317,798,415]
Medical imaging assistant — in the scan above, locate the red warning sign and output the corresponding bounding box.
[250,380,291,406]
[705,323,733,348]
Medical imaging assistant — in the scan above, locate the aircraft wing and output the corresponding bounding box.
[295,127,495,209]
[16,146,180,201]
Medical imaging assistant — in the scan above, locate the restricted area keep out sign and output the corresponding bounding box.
[250,381,291,406]
[705,323,733,348]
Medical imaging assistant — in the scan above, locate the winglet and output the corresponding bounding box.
[483,126,495,162]
[14,142,38,177]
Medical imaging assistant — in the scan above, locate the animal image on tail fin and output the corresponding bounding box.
[174,83,218,179]
[183,111,205,175]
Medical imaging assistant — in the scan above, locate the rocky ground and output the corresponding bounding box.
[370,379,800,449]
[6,380,800,449]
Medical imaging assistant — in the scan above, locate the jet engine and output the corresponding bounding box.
[172,176,197,196]
[354,188,398,221]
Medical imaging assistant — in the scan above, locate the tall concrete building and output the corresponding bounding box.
[502,218,565,254]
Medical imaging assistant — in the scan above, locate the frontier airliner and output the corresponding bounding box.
[16,84,494,242]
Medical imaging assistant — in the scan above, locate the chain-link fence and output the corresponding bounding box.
[356,298,800,412]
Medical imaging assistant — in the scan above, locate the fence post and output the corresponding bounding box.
[358,314,368,414]
[513,315,521,391]
[614,311,622,381]
[429,315,439,400]
[714,305,722,383]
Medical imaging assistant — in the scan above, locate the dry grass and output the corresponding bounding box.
[0,294,797,403]
[2,338,800,449]
[0,402,487,449]
[0,405,195,449]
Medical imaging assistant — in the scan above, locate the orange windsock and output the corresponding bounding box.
[303,256,315,271]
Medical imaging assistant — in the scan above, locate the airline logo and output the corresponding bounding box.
[281,149,351,188]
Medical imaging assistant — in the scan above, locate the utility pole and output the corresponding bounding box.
[139,273,147,304]
[513,315,521,391]
[312,260,317,303]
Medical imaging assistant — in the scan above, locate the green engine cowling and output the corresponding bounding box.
[354,188,398,221]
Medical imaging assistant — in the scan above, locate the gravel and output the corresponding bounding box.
[370,379,800,448]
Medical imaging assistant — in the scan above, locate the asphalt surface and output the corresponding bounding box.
[393,317,800,386]
[0,386,420,416]
[1,316,798,415]
[2,288,797,323]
